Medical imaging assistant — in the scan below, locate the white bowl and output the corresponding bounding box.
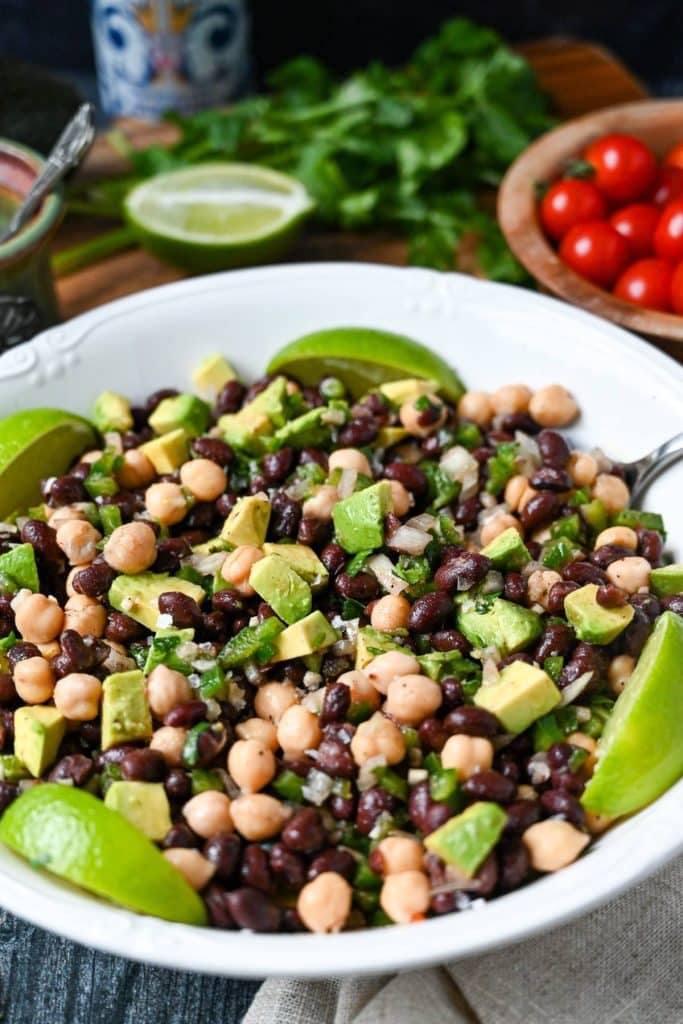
[0,263,681,978]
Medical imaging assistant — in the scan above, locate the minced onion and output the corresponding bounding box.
[515,430,541,474]
[387,525,431,555]
[439,445,479,501]
[559,671,594,706]
[337,468,358,499]
[366,553,409,595]
[357,754,387,791]
[302,769,335,806]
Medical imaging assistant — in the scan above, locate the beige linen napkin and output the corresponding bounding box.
[245,858,683,1024]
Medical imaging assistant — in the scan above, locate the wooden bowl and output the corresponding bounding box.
[498,99,683,352]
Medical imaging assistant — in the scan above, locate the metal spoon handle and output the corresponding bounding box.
[0,103,95,244]
[624,431,683,507]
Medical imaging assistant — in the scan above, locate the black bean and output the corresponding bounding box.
[185,503,216,533]
[421,435,443,458]
[7,642,41,668]
[498,839,530,891]
[212,589,244,616]
[164,768,192,802]
[48,475,88,506]
[0,781,18,813]
[454,495,480,529]
[120,747,166,782]
[547,742,574,770]
[320,543,346,576]
[504,572,527,604]
[500,412,540,436]
[72,560,115,598]
[519,492,559,532]
[145,388,178,415]
[308,848,356,882]
[240,844,273,893]
[408,781,443,834]
[435,551,491,594]
[0,674,16,704]
[163,701,207,729]
[214,380,245,416]
[546,580,579,615]
[590,544,633,569]
[198,611,229,644]
[215,493,238,518]
[0,597,14,640]
[441,678,464,711]
[662,595,683,616]
[320,683,351,726]
[496,756,521,785]
[192,436,234,466]
[596,584,628,608]
[498,652,534,670]
[226,888,280,932]
[529,466,572,491]
[629,593,661,622]
[158,591,202,629]
[551,768,585,794]
[534,623,574,661]
[328,794,355,820]
[297,515,330,548]
[637,528,663,566]
[430,629,471,654]
[203,832,241,881]
[193,725,229,768]
[418,717,448,752]
[473,852,499,896]
[383,462,428,495]
[20,519,63,564]
[269,843,306,891]
[162,824,199,850]
[262,447,294,485]
[356,787,397,837]
[334,571,379,603]
[48,754,94,786]
[463,769,516,804]
[444,705,499,737]
[504,799,541,835]
[204,885,236,929]
[540,789,586,827]
[537,429,570,468]
[298,447,329,472]
[105,611,145,645]
[281,808,326,853]
[407,591,453,633]
[339,418,378,447]
[100,490,138,522]
[621,609,652,659]
[562,561,607,586]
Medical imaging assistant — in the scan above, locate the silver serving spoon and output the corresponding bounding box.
[0,103,95,245]
[621,432,683,507]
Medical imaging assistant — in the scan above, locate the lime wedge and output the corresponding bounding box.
[125,163,314,272]
[0,784,206,924]
[0,409,96,520]
[266,327,465,401]
[582,611,683,818]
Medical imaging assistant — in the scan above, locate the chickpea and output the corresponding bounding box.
[457,391,494,428]
[374,836,424,875]
[302,485,339,521]
[147,664,192,719]
[63,594,107,637]
[117,449,156,489]
[364,652,420,696]
[526,569,563,610]
[228,738,277,793]
[145,481,188,526]
[567,451,598,488]
[370,595,411,633]
[14,594,64,644]
[162,848,215,891]
[56,520,101,566]
[220,544,264,597]
[592,474,630,514]
[13,657,55,704]
[606,556,650,594]
[182,791,233,838]
[504,474,530,512]
[37,641,60,660]
[277,704,322,757]
[384,673,442,726]
[490,384,532,416]
[150,725,188,766]
[337,669,381,708]
[529,385,579,428]
[328,448,372,477]
[518,486,539,513]
[594,526,636,551]
[235,717,278,751]
[254,680,300,724]
[516,784,537,801]
[297,872,352,933]
[103,521,158,575]
[522,820,589,872]
[380,870,430,924]
[53,672,102,721]
[48,505,87,528]
[351,712,405,766]
[567,731,598,773]
[585,810,614,835]
[607,654,635,696]
[441,734,494,779]
[480,513,523,548]
[385,479,413,517]
[230,793,291,841]
[399,395,446,438]
[180,459,228,502]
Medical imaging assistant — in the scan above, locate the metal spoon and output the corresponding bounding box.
[621,432,683,507]
[0,103,95,245]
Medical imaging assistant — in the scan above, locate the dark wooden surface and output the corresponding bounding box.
[3,39,646,1024]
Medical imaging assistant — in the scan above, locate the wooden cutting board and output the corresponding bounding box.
[54,39,647,321]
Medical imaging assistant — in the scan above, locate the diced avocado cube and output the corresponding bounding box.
[0,543,40,593]
[149,394,211,438]
[425,802,507,876]
[333,481,392,554]
[274,408,328,448]
[192,353,236,397]
[650,564,683,597]
[271,611,340,662]
[14,706,66,778]
[139,428,189,474]
[456,598,542,657]
[355,626,404,669]
[0,754,30,782]
[93,391,134,434]
[221,494,270,549]
[480,526,530,571]
[262,543,328,590]
[108,573,206,632]
[218,409,271,453]
[564,584,634,644]
[101,670,153,751]
[244,376,288,425]
[373,426,410,450]
[104,781,172,841]
[379,378,438,405]
[249,555,312,625]
[474,661,561,734]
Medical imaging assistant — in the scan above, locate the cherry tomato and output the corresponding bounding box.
[650,165,683,207]
[653,200,683,263]
[559,221,631,288]
[671,262,683,315]
[584,133,657,204]
[609,203,659,259]
[664,142,683,171]
[613,259,673,311]
[540,178,607,241]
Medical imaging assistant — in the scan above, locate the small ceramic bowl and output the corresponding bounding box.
[0,138,64,350]
[498,99,683,355]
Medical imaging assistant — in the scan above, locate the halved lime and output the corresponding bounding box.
[267,327,465,401]
[125,163,315,272]
[0,784,206,925]
[0,409,96,520]
[582,611,683,818]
